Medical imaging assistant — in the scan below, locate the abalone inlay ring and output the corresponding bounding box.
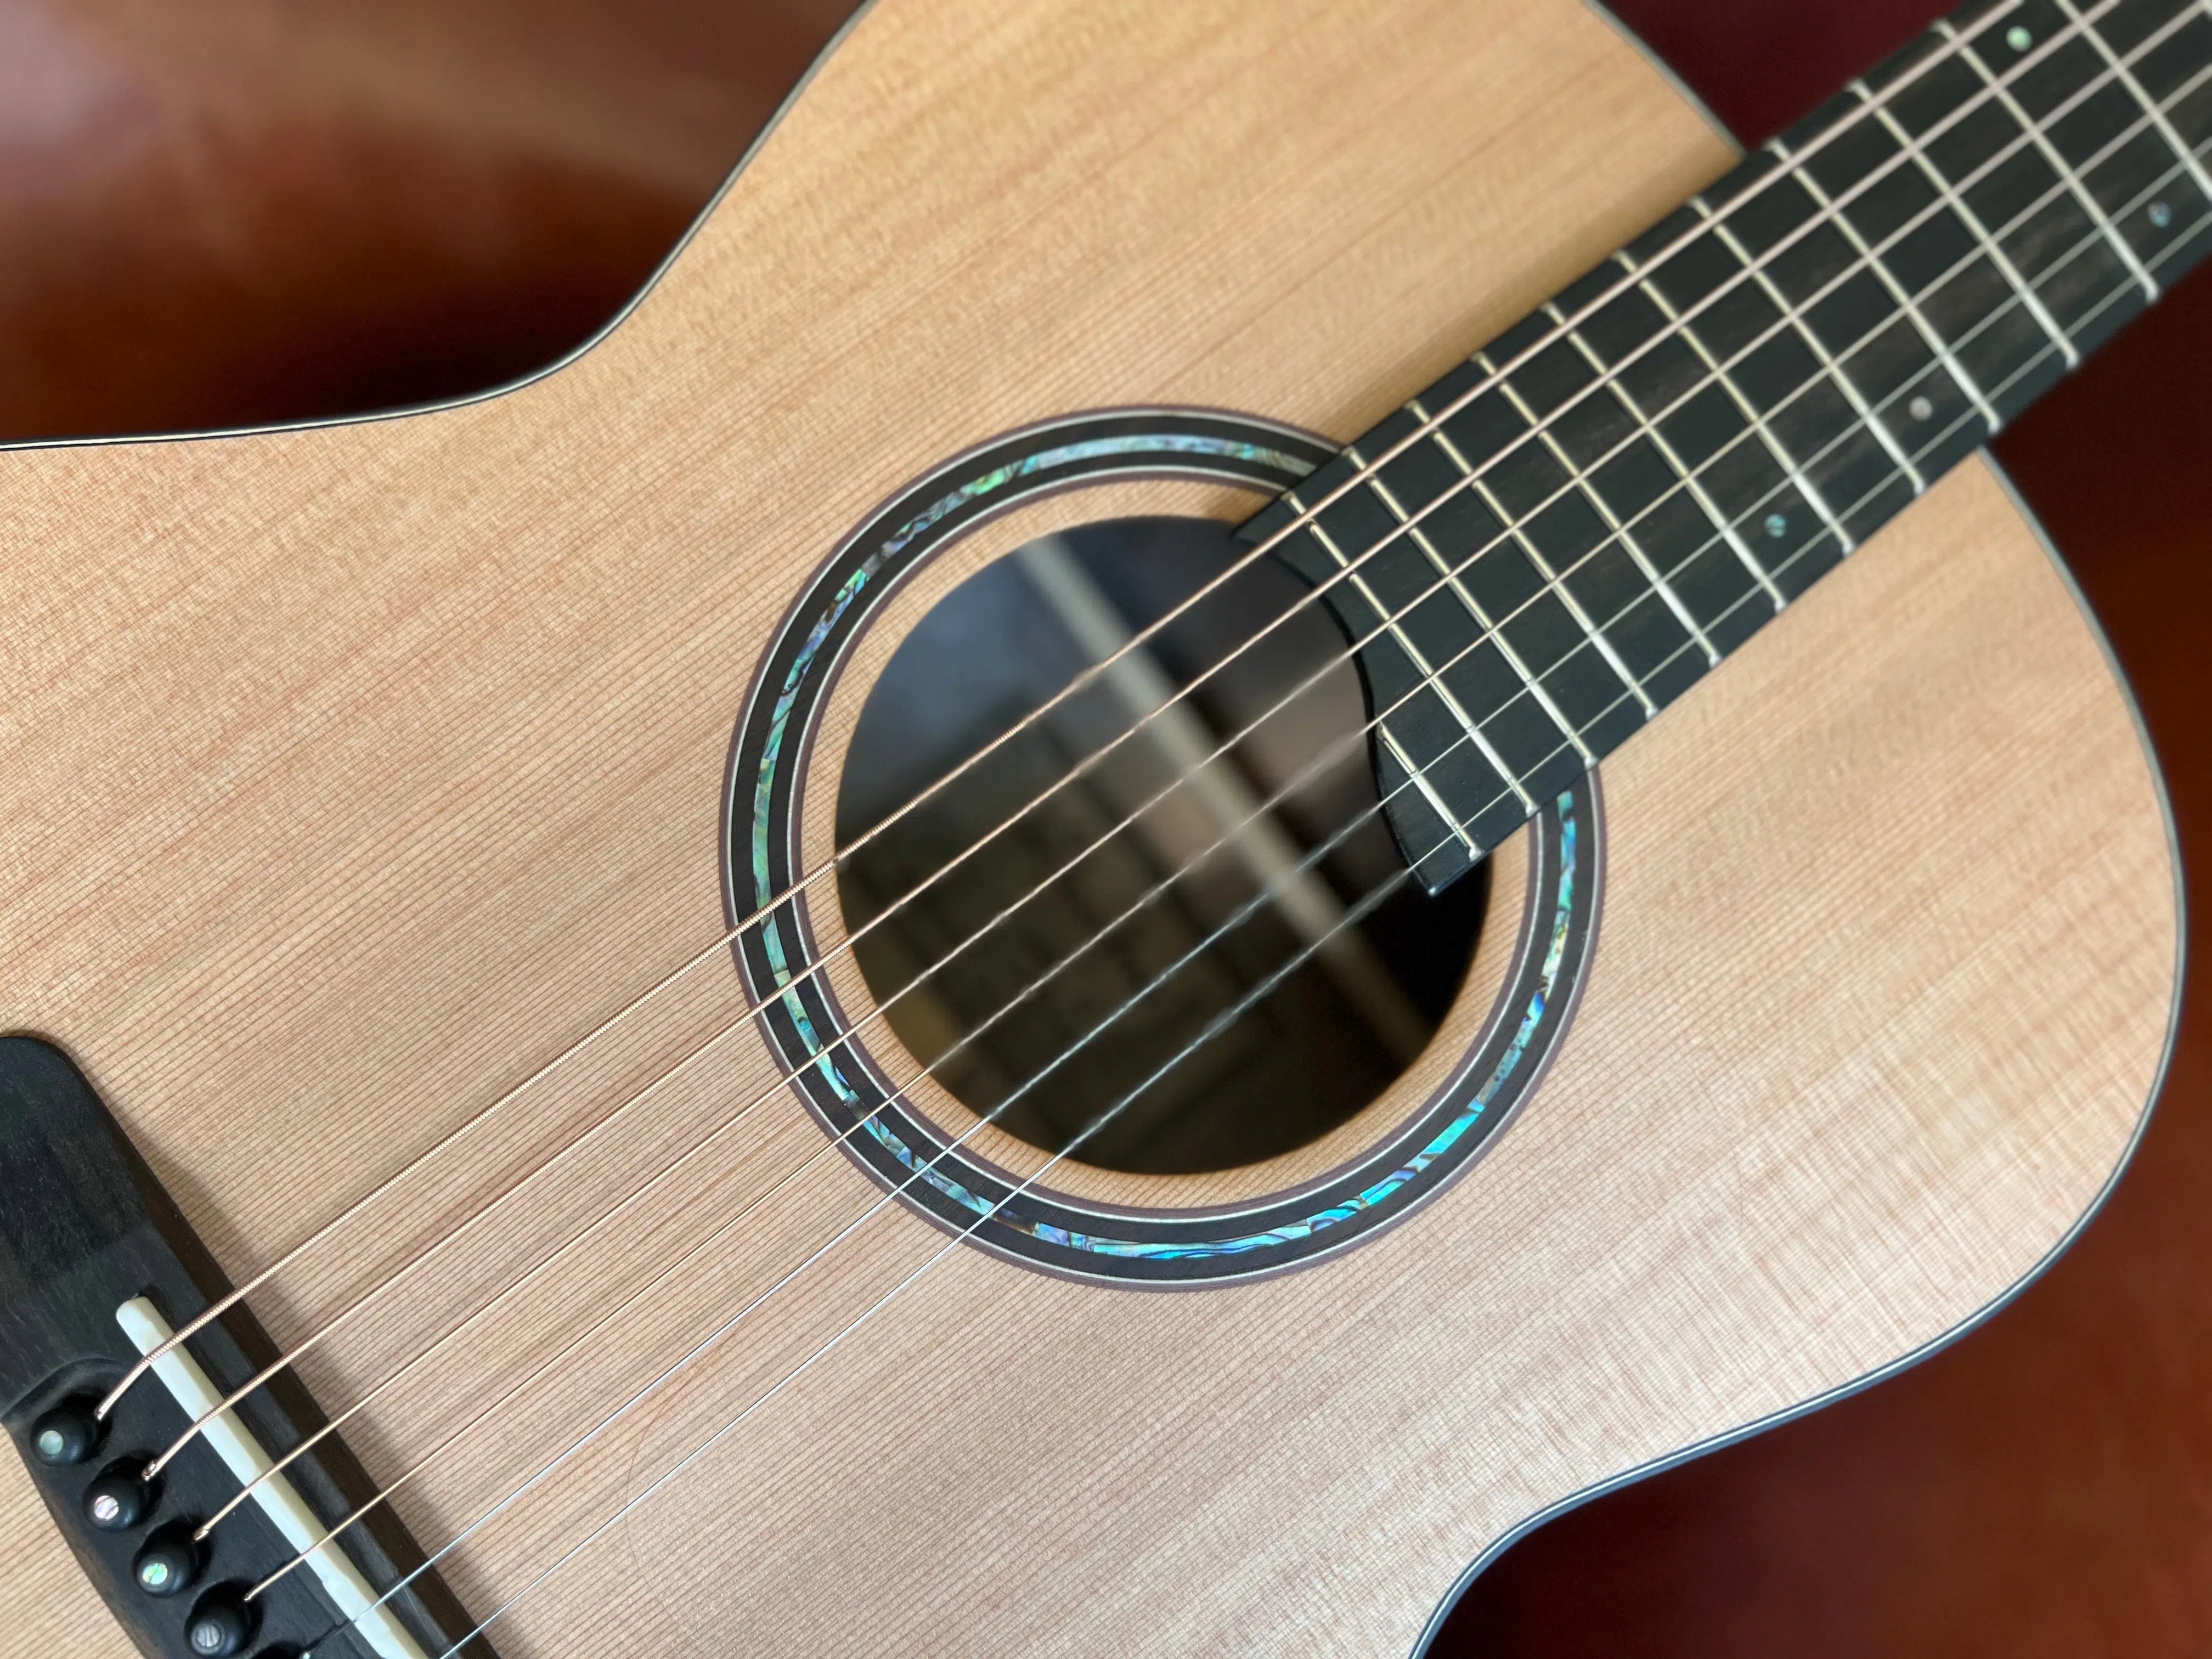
[722,409,1602,1285]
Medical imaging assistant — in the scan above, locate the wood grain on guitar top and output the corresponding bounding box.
[0,0,2178,1653]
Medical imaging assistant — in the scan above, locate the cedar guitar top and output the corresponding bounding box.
[0,0,2182,1655]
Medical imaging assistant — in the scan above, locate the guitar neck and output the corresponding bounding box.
[1242,0,2212,893]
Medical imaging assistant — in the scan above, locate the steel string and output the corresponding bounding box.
[97,0,2046,1420]
[311,136,2212,1650]
[159,0,2196,1498]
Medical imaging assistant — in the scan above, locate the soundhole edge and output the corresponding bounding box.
[724,410,1599,1284]
[835,515,1492,1178]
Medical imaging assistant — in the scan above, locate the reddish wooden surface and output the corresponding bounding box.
[0,2,2201,1651]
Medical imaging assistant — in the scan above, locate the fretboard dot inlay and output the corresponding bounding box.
[1242,0,2212,892]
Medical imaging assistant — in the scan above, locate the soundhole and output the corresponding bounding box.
[834,516,1488,1176]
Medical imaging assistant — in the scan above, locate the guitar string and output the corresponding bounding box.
[95,0,2042,1420]
[399,210,2203,1659]
[365,303,2094,1659]
[229,142,2103,1566]
[192,40,2212,1598]
[298,142,2212,1646]
[151,1,2193,1498]
[170,5,2187,1510]
[242,650,1469,1582]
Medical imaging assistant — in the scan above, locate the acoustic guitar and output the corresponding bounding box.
[0,0,2190,1655]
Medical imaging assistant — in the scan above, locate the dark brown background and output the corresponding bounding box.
[3,2,2202,1652]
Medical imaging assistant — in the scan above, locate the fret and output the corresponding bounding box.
[1302,509,1508,803]
[1398,373,1652,755]
[1874,31,2146,367]
[1311,458,1537,816]
[1540,274,1784,653]
[1374,721,1483,891]
[1522,280,1778,663]
[1460,335,1713,707]
[1444,368,1657,740]
[1938,14,2163,310]
[1524,305,1724,670]
[1766,132,2005,435]
[1708,133,1993,487]
[2007,0,2212,298]
[1246,418,1598,855]
[1613,234,1880,572]
[2070,0,2212,282]
[2057,0,2212,195]
[1348,415,1600,794]
[2113,0,2212,160]
[1845,79,2082,410]
[1689,189,1931,495]
[1280,466,1581,822]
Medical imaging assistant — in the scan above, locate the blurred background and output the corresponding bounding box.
[1,0,2202,1652]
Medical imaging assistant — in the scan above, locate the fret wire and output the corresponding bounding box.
[99,28,2094,1437]
[1690,191,1929,493]
[1487,336,1723,666]
[1613,245,1853,565]
[2053,0,2212,198]
[1769,132,2006,435]
[1847,78,2081,366]
[1302,480,1530,821]
[1551,289,1787,612]
[1936,15,2162,298]
[1449,362,1658,719]
[1351,447,1543,809]
[1392,406,1600,762]
[1531,312,1734,668]
[1459,359,1656,722]
[1374,721,1483,856]
[329,129,2212,1659]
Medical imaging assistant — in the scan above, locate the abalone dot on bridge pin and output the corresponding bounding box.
[132,1528,199,1596]
[84,1462,153,1530]
[30,1400,101,1465]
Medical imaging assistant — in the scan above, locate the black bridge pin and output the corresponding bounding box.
[83,1460,154,1531]
[132,1526,200,1596]
[29,1398,103,1465]
[184,1589,255,1657]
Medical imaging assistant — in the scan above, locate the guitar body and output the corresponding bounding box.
[0,0,2180,1655]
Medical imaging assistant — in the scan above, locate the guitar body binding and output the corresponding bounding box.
[0,0,2183,1653]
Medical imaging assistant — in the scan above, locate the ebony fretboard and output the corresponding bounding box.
[1243,0,2212,891]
